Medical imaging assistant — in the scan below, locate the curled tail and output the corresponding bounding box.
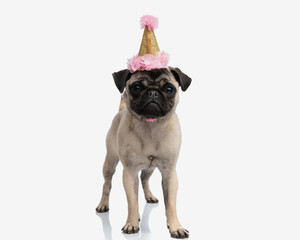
[118,96,126,111]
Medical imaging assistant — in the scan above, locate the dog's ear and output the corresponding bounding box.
[170,67,192,91]
[112,69,131,93]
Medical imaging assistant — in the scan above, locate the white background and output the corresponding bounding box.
[0,0,299,239]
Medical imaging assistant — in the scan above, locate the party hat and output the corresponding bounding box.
[127,15,169,73]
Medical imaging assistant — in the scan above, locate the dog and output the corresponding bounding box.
[96,67,191,238]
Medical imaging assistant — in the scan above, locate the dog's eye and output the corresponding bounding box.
[164,85,175,94]
[131,83,143,93]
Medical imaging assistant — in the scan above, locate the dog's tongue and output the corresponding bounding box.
[145,118,156,123]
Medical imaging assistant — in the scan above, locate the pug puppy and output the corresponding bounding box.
[96,67,191,238]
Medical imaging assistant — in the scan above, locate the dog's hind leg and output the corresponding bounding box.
[141,168,159,203]
[96,112,122,213]
[96,151,119,213]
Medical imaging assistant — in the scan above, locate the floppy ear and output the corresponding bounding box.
[112,69,131,93]
[170,67,192,91]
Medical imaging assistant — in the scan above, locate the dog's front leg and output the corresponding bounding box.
[121,167,140,234]
[161,168,189,238]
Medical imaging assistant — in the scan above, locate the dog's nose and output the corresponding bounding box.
[147,90,160,98]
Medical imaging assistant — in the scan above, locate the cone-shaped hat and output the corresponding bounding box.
[127,15,169,73]
[138,16,160,56]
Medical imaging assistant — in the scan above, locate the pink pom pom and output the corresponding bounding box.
[140,15,158,30]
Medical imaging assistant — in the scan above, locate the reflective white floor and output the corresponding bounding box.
[97,203,163,240]
[94,166,190,240]
[1,156,299,240]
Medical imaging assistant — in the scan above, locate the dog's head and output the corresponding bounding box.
[112,68,191,121]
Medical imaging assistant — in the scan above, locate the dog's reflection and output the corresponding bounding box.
[97,203,158,240]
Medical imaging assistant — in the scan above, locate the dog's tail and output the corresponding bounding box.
[118,96,126,111]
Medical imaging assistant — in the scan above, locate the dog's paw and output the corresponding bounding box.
[168,226,189,239]
[95,203,109,213]
[121,223,140,234]
[146,196,159,203]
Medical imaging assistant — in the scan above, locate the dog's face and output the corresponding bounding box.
[126,69,179,119]
[113,67,191,121]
